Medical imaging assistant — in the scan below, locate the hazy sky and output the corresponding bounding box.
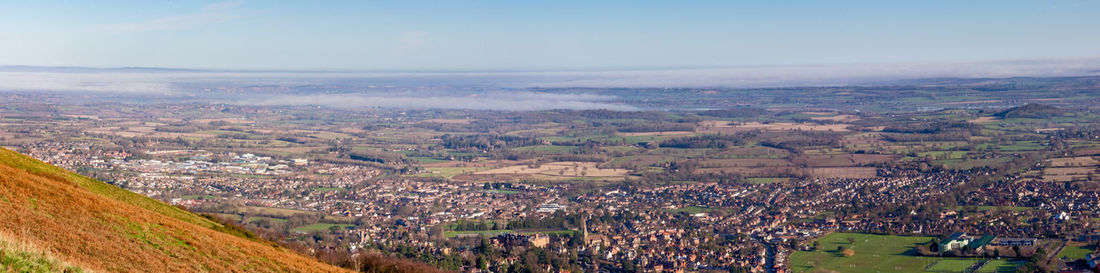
[2,0,1099,71]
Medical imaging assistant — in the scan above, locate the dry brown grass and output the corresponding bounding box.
[1042,167,1097,182]
[693,167,792,177]
[798,154,896,167]
[697,158,790,168]
[968,117,998,124]
[0,149,350,273]
[810,167,878,179]
[1046,157,1099,167]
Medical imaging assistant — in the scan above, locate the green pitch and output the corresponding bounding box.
[789,232,987,273]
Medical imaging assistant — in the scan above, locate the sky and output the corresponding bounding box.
[2,0,1100,71]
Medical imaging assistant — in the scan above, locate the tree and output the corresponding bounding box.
[477,255,488,270]
[842,248,856,257]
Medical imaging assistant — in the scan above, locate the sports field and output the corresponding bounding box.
[789,232,991,273]
[975,259,1025,273]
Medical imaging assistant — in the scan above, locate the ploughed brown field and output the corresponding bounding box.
[0,148,349,273]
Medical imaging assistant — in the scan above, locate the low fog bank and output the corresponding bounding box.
[525,58,1100,88]
[233,92,637,111]
[1,58,1098,110]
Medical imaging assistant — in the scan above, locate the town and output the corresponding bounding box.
[2,77,1100,272]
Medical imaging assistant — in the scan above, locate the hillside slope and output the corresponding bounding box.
[0,148,350,272]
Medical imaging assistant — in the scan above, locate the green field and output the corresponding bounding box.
[234,206,314,218]
[947,205,1033,212]
[444,229,575,238]
[671,206,714,214]
[312,187,347,192]
[789,232,984,273]
[290,223,354,233]
[247,216,288,223]
[975,259,1024,273]
[409,156,449,163]
[443,230,514,238]
[1057,244,1095,260]
[926,259,978,272]
[745,177,789,184]
[179,195,216,200]
[414,167,489,179]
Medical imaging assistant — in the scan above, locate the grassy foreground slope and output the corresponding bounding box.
[0,148,349,272]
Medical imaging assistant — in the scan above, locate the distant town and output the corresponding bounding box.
[3,76,1100,272]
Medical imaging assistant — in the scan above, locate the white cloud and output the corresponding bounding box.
[87,0,248,35]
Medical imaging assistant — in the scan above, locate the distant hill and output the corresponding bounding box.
[994,103,1063,119]
[0,148,350,272]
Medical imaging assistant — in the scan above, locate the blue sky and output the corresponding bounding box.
[1,0,1099,71]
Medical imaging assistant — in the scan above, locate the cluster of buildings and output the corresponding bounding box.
[13,136,1100,273]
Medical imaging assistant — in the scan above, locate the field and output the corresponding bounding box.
[671,206,715,214]
[698,121,852,133]
[233,206,315,218]
[1046,156,1099,167]
[975,259,1024,273]
[1056,243,1095,260]
[474,162,628,179]
[810,167,878,179]
[417,166,492,179]
[444,230,514,238]
[789,232,982,273]
[290,223,355,233]
[444,229,575,238]
[926,259,978,272]
[1041,167,1097,182]
[746,177,790,184]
